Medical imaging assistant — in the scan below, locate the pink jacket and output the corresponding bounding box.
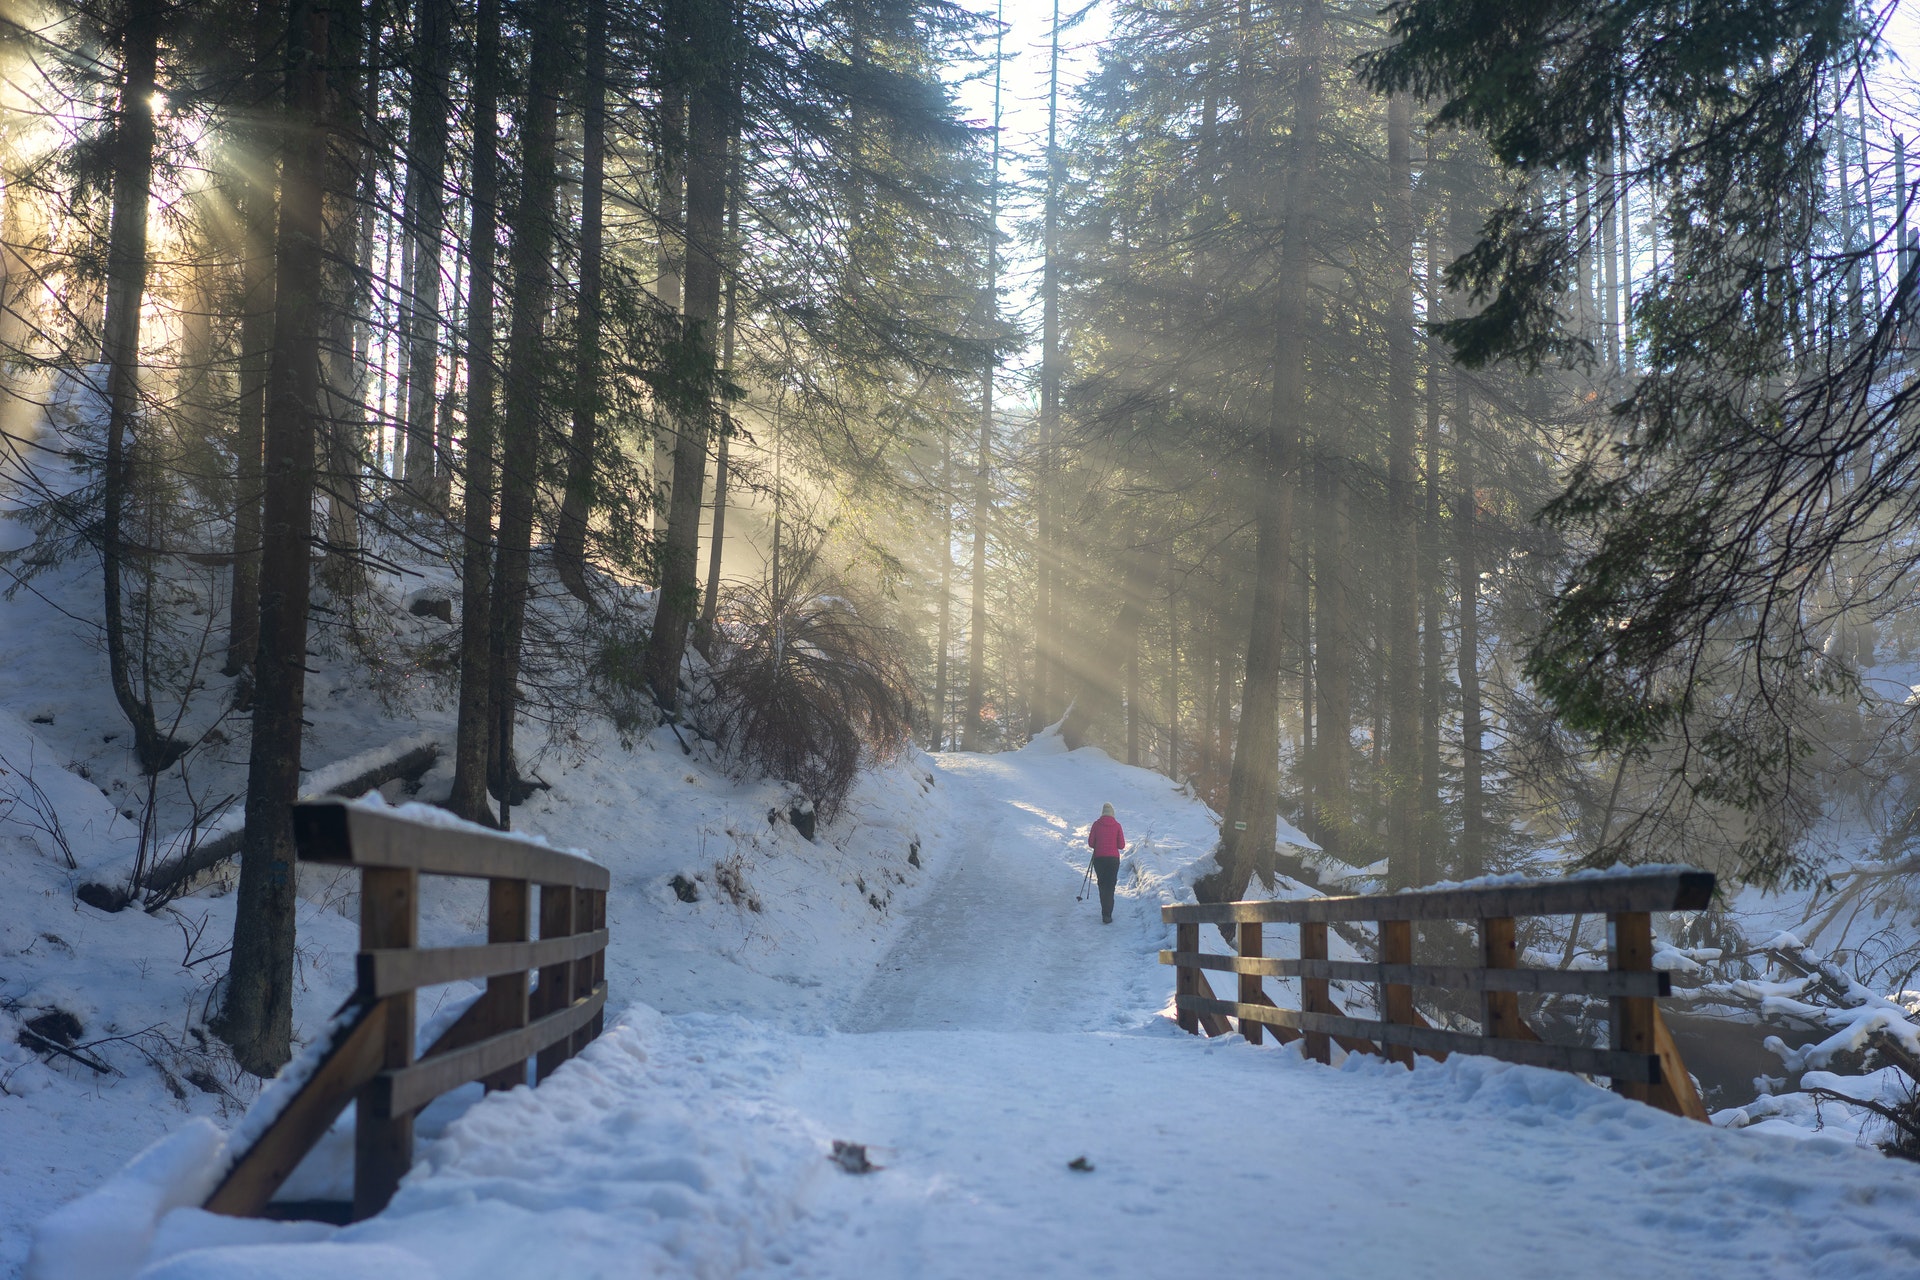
[1088,815,1126,859]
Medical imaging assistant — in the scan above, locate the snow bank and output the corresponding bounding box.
[23,1120,227,1280]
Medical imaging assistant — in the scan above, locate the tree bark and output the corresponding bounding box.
[486,0,566,821]
[99,0,176,775]
[400,0,453,497]
[553,0,607,601]
[448,0,501,825]
[1313,453,1352,853]
[226,6,280,681]
[222,0,334,1076]
[643,0,732,710]
[696,147,742,655]
[1386,94,1420,887]
[1455,373,1483,878]
[1202,0,1321,904]
[652,89,686,537]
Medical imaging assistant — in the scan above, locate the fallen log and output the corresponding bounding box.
[138,741,444,906]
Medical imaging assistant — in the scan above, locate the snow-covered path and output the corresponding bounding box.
[40,742,1920,1278]
[840,747,1179,1034]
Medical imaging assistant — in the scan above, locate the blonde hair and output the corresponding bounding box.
[1101,803,1115,817]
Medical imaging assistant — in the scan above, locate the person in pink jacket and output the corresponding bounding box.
[1087,803,1126,923]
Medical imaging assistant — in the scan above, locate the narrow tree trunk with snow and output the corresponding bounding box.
[401,0,452,498]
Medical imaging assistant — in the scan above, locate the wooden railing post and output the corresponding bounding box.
[535,883,577,1081]
[1480,916,1534,1043]
[1379,919,1415,1068]
[1237,922,1263,1045]
[354,866,417,1220]
[589,889,607,1040]
[569,886,594,1056]
[1300,921,1331,1065]
[479,876,530,1091]
[1176,921,1199,1034]
[1608,911,1656,1103]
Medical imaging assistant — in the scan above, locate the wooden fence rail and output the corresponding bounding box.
[203,799,611,1222]
[1160,868,1713,1122]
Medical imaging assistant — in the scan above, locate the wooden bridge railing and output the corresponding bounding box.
[1161,868,1713,1122]
[204,799,611,1222]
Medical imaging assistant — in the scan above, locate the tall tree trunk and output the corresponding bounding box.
[652,89,686,537]
[448,0,501,825]
[1165,568,1179,780]
[99,0,179,775]
[644,0,732,710]
[1420,220,1446,883]
[226,6,280,680]
[1313,453,1352,853]
[223,0,334,1075]
[486,0,566,820]
[1454,375,1483,878]
[695,173,741,656]
[318,5,369,598]
[553,0,606,601]
[930,422,952,750]
[962,156,996,752]
[1385,93,1419,886]
[400,0,452,496]
[1203,0,1320,904]
[1030,0,1059,736]
[1126,625,1140,767]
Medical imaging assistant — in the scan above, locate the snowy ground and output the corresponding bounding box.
[27,739,1920,1279]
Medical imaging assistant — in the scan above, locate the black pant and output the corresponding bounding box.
[1093,857,1119,921]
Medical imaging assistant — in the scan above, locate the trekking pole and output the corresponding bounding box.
[1076,855,1094,902]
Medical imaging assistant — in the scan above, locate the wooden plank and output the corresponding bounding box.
[294,799,610,890]
[1609,911,1656,1105]
[1190,967,1237,1037]
[203,1001,388,1218]
[535,884,578,1082]
[372,985,608,1118]
[354,868,417,1221]
[1380,919,1415,1069]
[1479,917,1541,1043]
[1175,922,1199,1035]
[1155,951,1671,999]
[1161,870,1715,927]
[481,877,531,1092]
[1178,996,1662,1084]
[1238,922,1263,1045]
[358,930,608,999]
[1649,1006,1709,1123]
[1300,921,1331,1065]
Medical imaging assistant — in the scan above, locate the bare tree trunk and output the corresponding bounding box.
[99,0,179,775]
[1029,0,1059,736]
[1420,213,1443,890]
[1313,454,1352,853]
[652,89,685,537]
[486,0,566,821]
[964,7,1006,753]
[1455,374,1483,878]
[1203,0,1321,903]
[448,0,501,825]
[318,8,369,599]
[930,423,952,750]
[401,0,452,497]
[553,0,606,601]
[223,0,335,1076]
[696,151,742,654]
[1385,93,1420,887]
[643,0,732,710]
[1126,625,1140,767]
[1165,568,1179,780]
[226,7,279,680]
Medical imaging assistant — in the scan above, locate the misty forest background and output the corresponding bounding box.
[3,0,1919,1077]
